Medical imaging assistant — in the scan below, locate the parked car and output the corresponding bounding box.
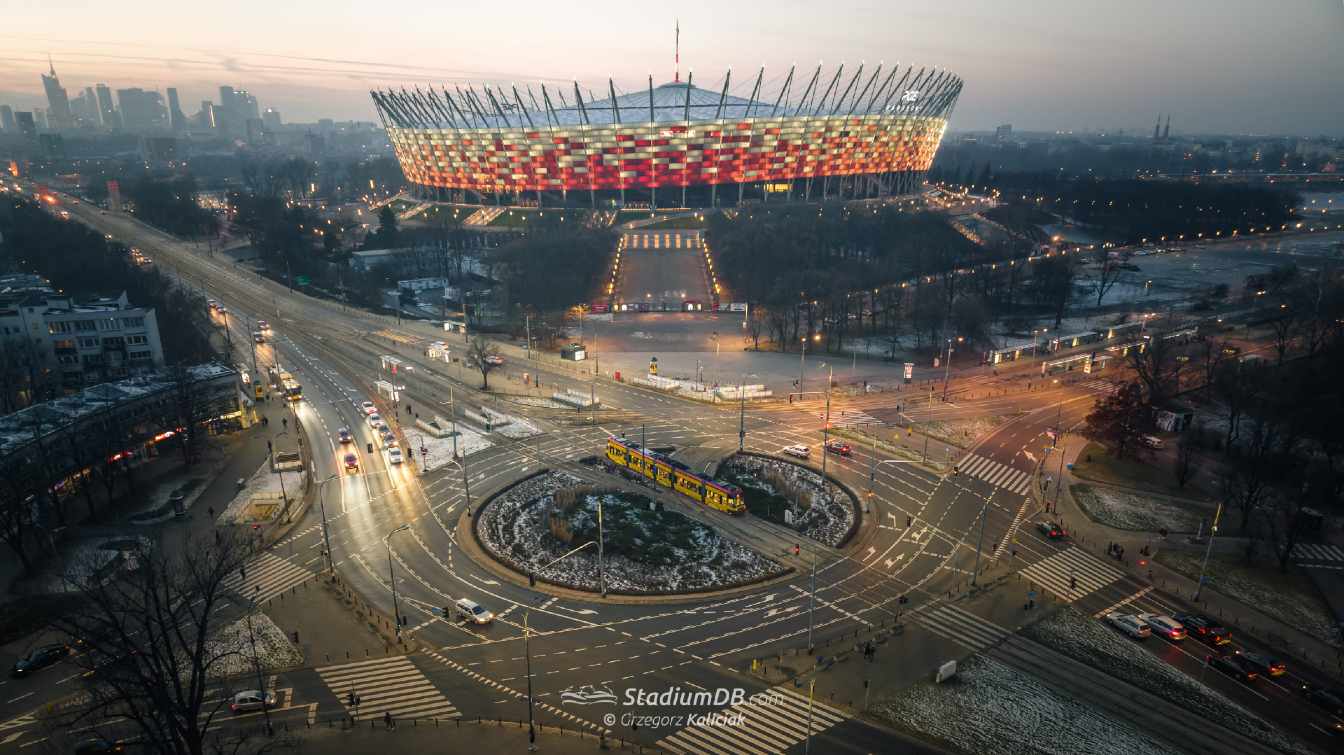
[360,401,377,415]
[1137,613,1186,641]
[454,598,494,625]
[1208,653,1258,683]
[1239,653,1286,677]
[230,690,276,714]
[387,447,404,465]
[1037,521,1068,540]
[337,428,353,444]
[10,643,69,678]
[782,445,811,459]
[1174,613,1232,646]
[343,453,359,472]
[1300,684,1344,717]
[380,428,396,447]
[1105,613,1151,640]
[824,440,852,457]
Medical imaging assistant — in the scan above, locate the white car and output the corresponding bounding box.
[1105,612,1151,640]
[454,598,493,625]
[1137,613,1187,641]
[782,445,811,459]
[367,413,383,428]
[387,447,404,465]
[360,401,377,415]
[230,690,275,714]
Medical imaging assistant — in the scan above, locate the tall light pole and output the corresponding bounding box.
[970,497,991,586]
[317,473,338,574]
[807,547,817,653]
[270,430,289,509]
[1193,503,1222,601]
[246,585,273,736]
[941,337,954,401]
[820,363,833,479]
[385,523,410,635]
[798,335,808,393]
[524,610,537,751]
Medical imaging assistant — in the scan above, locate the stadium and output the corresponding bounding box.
[371,62,962,209]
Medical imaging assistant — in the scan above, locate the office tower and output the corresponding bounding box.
[15,112,37,140]
[0,105,15,133]
[116,88,167,131]
[40,57,73,130]
[95,84,119,128]
[32,109,48,131]
[166,87,186,131]
[262,108,282,131]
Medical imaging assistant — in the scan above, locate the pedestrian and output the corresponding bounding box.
[240,565,246,580]
[383,711,394,731]
[208,506,214,519]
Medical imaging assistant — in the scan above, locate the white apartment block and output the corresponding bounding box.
[0,290,165,388]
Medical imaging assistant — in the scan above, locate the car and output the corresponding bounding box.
[252,332,265,344]
[782,445,811,459]
[1037,521,1068,539]
[360,401,377,415]
[454,598,494,625]
[1300,683,1344,717]
[1239,652,1285,677]
[1173,613,1232,646]
[337,428,353,444]
[207,299,217,310]
[73,737,127,754]
[343,453,359,472]
[257,320,270,332]
[230,690,276,714]
[387,447,404,465]
[1137,613,1186,641]
[1105,612,1151,640]
[1140,434,1165,450]
[217,306,228,315]
[824,440,852,456]
[484,354,505,366]
[380,428,396,447]
[367,413,383,428]
[1207,653,1258,683]
[11,643,69,677]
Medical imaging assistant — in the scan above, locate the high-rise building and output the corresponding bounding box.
[262,108,282,131]
[73,87,100,126]
[14,112,37,140]
[40,57,73,130]
[95,84,119,128]
[116,88,167,131]
[32,109,49,131]
[994,124,1013,141]
[166,88,186,131]
[0,105,16,133]
[237,90,260,120]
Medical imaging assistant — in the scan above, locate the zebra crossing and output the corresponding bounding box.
[221,552,315,607]
[316,655,460,721]
[915,604,1012,652]
[1078,379,1118,395]
[1294,543,1344,563]
[829,408,884,429]
[1020,546,1125,601]
[657,684,848,755]
[957,453,1032,495]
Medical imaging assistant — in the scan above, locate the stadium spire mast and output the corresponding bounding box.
[675,20,680,82]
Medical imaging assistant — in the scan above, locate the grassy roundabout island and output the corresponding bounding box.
[476,471,787,595]
[719,453,860,547]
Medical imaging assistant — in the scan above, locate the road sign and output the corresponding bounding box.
[903,362,914,382]
[295,275,310,286]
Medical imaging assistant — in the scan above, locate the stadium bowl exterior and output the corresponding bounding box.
[373,66,961,208]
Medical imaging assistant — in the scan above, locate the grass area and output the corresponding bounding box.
[1071,483,1211,533]
[1156,549,1341,648]
[554,491,713,567]
[1071,441,1209,497]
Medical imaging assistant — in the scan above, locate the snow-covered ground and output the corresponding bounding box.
[922,414,1018,448]
[413,425,493,473]
[877,654,1185,755]
[477,471,786,594]
[1023,607,1314,755]
[721,454,858,547]
[1071,484,1210,533]
[204,614,304,679]
[219,461,305,524]
[1157,551,1342,648]
[507,396,567,409]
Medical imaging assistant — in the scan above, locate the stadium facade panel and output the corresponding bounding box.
[372,64,961,207]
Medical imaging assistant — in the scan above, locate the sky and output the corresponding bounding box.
[1,0,1342,136]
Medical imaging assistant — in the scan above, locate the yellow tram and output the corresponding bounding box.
[605,437,745,514]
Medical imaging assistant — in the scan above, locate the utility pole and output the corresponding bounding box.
[386,524,410,634]
[798,335,808,393]
[821,364,833,479]
[318,474,337,574]
[807,548,816,653]
[524,312,532,360]
[971,498,990,585]
[738,373,747,451]
[524,611,536,751]
[598,500,606,597]
[941,337,953,401]
[1193,503,1222,601]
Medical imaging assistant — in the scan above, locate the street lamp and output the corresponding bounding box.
[316,473,338,574]
[819,363,834,479]
[738,372,757,452]
[385,523,411,635]
[798,333,819,393]
[524,540,596,750]
[269,430,290,509]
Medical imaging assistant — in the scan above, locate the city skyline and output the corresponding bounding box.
[1,0,1341,135]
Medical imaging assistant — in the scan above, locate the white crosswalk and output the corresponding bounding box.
[1078,379,1118,395]
[915,604,1012,652]
[1020,546,1125,601]
[829,409,884,429]
[657,684,848,755]
[316,655,459,722]
[221,552,315,607]
[1294,543,1344,562]
[957,453,1031,495]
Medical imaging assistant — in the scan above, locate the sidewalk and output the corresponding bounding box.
[1051,434,1344,682]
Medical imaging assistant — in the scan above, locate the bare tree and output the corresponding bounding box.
[1091,247,1131,307]
[745,304,766,351]
[1173,427,1197,489]
[464,336,502,390]
[47,534,285,755]
[1266,302,1297,366]
[1127,334,1183,405]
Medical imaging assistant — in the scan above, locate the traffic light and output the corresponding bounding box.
[793,544,801,557]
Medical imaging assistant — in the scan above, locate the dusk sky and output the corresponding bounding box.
[2,0,1341,135]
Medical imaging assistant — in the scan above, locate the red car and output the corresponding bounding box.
[343,453,359,472]
[824,440,852,457]
[1037,521,1068,540]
